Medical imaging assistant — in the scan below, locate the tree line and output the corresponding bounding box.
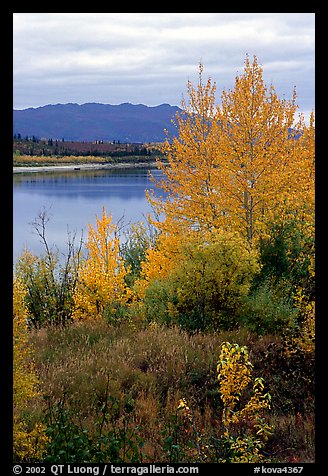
[13,135,160,158]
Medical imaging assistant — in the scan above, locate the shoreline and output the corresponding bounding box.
[13,161,159,174]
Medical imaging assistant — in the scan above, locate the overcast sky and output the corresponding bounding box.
[13,13,315,119]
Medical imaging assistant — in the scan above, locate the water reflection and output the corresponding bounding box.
[13,167,165,261]
[13,168,164,200]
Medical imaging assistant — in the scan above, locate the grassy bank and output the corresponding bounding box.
[13,154,163,167]
[21,319,314,463]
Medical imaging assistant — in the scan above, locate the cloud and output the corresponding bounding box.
[13,12,315,115]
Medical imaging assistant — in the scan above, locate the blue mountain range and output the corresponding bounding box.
[13,102,182,142]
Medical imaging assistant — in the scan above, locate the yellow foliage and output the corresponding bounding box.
[149,56,314,246]
[177,398,193,423]
[13,278,39,406]
[13,278,48,461]
[72,208,132,320]
[135,218,191,298]
[216,342,272,462]
[13,421,49,462]
[217,342,271,431]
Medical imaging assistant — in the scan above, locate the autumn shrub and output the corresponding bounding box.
[160,342,273,463]
[15,210,81,327]
[240,223,315,405]
[15,249,78,327]
[142,231,260,332]
[212,342,272,462]
[13,277,49,462]
[72,208,132,321]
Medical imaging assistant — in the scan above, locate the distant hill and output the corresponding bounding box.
[13,102,182,143]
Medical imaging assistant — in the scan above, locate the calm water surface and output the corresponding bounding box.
[13,167,164,262]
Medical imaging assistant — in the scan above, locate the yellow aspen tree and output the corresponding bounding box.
[142,66,225,298]
[285,111,315,235]
[215,55,299,243]
[149,56,314,246]
[72,208,131,320]
[147,64,222,235]
[135,216,195,298]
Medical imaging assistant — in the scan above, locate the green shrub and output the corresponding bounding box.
[236,279,298,335]
[143,233,260,332]
[44,397,146,463]
[258,218,314,296]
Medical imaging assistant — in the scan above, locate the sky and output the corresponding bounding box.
[13,13,315,119]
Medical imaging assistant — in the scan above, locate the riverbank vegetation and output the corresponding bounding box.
[13,139,164,167]
[13,56,315,464]
[13,154,163,168]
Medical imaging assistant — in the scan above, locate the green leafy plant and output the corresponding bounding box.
[143,231,260,332]
[43,389,146,463]
[44,398,94,463]
[237,278,299,335]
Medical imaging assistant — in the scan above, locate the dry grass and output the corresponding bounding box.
[31,321,220,413]
[25,319,314,463]
[13,155,109,166]
[267,413,315,463]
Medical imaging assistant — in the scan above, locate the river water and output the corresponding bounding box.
[13,167,164,262]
